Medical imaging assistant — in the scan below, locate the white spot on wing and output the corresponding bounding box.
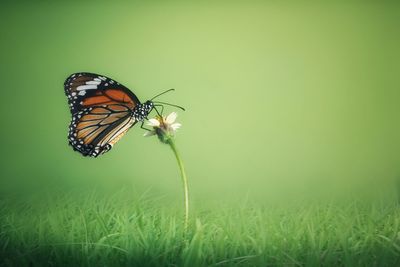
[86,80,101,85]
[77,85,97,91]
[78,90,86,96]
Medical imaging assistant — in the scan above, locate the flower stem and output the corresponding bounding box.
[167,139,189,231]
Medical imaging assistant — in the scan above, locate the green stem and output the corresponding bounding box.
[167,139,189,231]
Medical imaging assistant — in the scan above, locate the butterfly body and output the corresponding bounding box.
[64,72,154,157]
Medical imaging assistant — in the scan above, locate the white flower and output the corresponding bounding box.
[147,118,160,128]
[144,112,182,138]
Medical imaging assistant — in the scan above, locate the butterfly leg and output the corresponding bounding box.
[154,105,164,116]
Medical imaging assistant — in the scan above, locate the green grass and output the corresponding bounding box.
[1,191,400,267]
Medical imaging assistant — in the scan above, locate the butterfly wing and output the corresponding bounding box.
[64,73,140,157]
[64,72,140,114]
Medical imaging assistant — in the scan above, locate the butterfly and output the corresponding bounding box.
[64,72,181,157]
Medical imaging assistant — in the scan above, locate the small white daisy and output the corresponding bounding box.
[144,112,182,139]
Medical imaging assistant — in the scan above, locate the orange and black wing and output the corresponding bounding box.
[64,72,140,114]
[64,73,140,157]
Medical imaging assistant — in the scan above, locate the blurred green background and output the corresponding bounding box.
[0,1,399,203]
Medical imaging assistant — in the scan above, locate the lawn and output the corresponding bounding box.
[1,190,400,267]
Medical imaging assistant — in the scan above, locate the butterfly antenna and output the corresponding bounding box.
[154,101,185,111]
[151,88,175,100]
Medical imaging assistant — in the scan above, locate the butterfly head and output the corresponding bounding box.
[143,100,154,113]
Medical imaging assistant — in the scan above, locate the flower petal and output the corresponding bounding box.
[143,131,156,137]
[147,118,160,127]
[171,123,181,131]
[165,112,177,124]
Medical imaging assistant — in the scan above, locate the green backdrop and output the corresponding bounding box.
[1,1,399,203]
